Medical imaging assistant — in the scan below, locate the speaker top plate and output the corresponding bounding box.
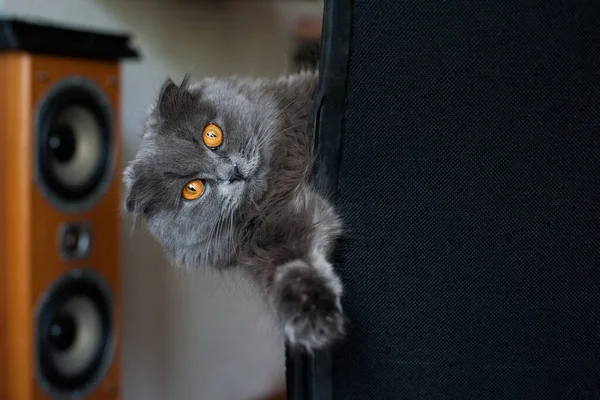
[0,16,139,61]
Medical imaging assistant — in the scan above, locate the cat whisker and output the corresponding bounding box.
[276,122,310,136]
[255,121,297,151]
[258,120,309,151]
[255,96,300,143]
[253,134,272,153]
[206,212,222,260]
[228,209,235,261]
[271,84,291,103]
[253,122,277,150]
[253,121,309,153]
[214,215,226,264]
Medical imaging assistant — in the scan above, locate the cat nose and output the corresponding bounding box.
[228,166,245,183]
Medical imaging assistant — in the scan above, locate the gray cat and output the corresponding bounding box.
[123,70,344,351]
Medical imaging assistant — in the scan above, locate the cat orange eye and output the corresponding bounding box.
[203,123,223,148]
[182,179,205,200]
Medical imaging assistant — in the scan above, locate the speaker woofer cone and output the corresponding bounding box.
[35,269,115,397]
[36,77,114,211]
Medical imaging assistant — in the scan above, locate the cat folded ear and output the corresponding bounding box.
[123,164,140,214]
[123,164,156,225]
[156,74,194,120]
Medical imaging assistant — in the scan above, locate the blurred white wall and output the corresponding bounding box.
[0,0,322,399]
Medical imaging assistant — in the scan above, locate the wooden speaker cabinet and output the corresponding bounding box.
[0,18,138,400]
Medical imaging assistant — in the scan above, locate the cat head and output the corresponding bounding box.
[123,72,315,268]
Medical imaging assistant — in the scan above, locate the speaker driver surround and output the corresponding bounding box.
[36,76,114,212]
[35,269,115,398]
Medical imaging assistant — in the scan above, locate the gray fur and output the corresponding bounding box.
[123,70,345,351]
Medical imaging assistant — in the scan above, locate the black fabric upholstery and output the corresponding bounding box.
[293,1,600,399]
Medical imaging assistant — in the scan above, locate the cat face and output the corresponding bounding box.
[123,76,280,267]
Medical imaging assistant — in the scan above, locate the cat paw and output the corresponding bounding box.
[274,260,345,352]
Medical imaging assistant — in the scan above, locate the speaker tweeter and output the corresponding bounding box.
[59,222,92,260]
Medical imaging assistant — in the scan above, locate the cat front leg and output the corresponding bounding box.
[271,252,345,352]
